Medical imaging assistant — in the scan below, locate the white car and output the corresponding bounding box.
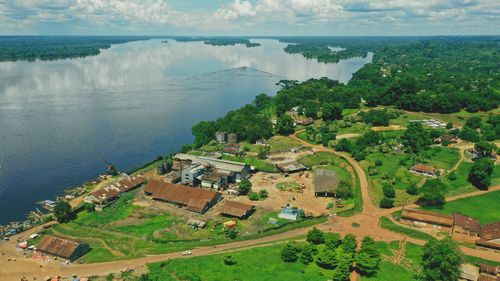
[182,250,192,256]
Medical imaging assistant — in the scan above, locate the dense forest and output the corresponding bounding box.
[172,36,260,47]
[192,36,499,146]
[0,36,153,62]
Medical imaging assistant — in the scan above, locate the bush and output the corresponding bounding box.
[375,159,383,166]
[447,172,457,181]
[337,180,353,199]
[382,185,396,198]
[238,178,252,195]
[379,197,394,208]
[223,254,237,266]
[281,242,300,262]
[306,227,325,244]
[258,189,269,200]
[248,192,259,201]
[406,183,419,195]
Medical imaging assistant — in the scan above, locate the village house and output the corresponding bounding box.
[223,143,243,155]
[313,169,339,197]
[435,134,458,144]
[200,172,228,190]
[410,164,438,177]
[276,161,307,174]
[452,213,481,242]
[400,208,453,231]
[174,154,251,183]
[476,222,500,251]
[460,264,480,281]
[144,179,222,214]
[478,264,499,281]
[84,175,145,206]
[218,200,255,219]
[295,117,315,126]
[37,236,89,262]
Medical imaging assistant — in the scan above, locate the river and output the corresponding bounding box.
[0,38,372,224]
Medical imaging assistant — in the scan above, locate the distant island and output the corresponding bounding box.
[172,36,261,48]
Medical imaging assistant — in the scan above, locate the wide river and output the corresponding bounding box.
[0,38,372,224]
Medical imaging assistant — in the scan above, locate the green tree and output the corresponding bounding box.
[238,178,252,195]
[254,93,272,109]
[325,233,342,249]
[382,185,396,198]
[303,100,320,119]
[226,228,238,239]
[335,138,351,152]
[332,250,353,281]
[191,121,217,147]
[459,126,480,142]
[379,197,394,208]
[276,114,295,135]
[248,191,259,201]
[322,103,343,121]
[465,116,482,129]
[420,239,463,281]
[281,242,300,262]
[258,189,268,200]
[53,201,74,223]
[316,248,338,269]
[402,122,431,153]
[337,180,353,199]
[299,244,316,265]
[224,254,237,265]
[474,141,495,159]
[468,157,494,190]
[306,227,325,244]
[258,146,270,159]
[419,179,447,206]
[355,236,381,277]
[446,122,453,129]
[406,183,419,195]
[341,234,357,256]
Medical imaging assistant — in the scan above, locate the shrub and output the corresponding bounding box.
[281,242,300,262]
[248,192,259,201]
[258,189,269,200]
[382,185,396,198]
[379,197,394,208]
[375,159,383,166]
[224,254,237,265]
[306,227,325,244]
[406,183,419,195]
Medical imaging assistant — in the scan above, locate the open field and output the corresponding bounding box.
[268,136,303,153]
[423,190,500,224]
[423,146,461,170]
[221,154,279,173]
[444,162,500,196]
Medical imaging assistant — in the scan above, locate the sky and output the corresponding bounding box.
[0,0,499,36]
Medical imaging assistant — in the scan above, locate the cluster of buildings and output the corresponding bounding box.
[461,263,499,281]
[409,119,447,128]
[400,208,500,251]
[83,175,145,207]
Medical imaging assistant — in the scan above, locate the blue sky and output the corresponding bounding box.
[1,0,498,35]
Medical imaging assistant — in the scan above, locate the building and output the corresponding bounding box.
[278,207,301,221]
[201,172,228,190]
[219,201,255,219]
[215,131,228,143]
[476,222,500,250]
[452,213,481,242]
[478,264,499,281]
[410,164,438,177]
[84,175,145,205]
[144,180,221,214]
[295,118,314,126]
[175,154,250,183]
[223,144,243,155]
[439,134,458,144]
[314,169,339,197]
[186,219,206,229]
[181,164,206,186]
[400,208,453,231]
[227,133,238,144]
[276,161,307,174]
[157,161,171,175]
[460,264,480,281]
[37,236,89,261]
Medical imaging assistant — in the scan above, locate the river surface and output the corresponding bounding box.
[0,38,372,224]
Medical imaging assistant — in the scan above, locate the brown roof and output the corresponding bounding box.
[219,201,254,218]
[411,164,437,174]
[37,236,84,259]
[91,175,145,202]
[453,213,481,233]
[401,208,453,226]
[480,264,499,276]
[441,134,457,142]
[481,222,500,241]
[296,118,314,126]
[478,276,498,281]
[144,179,163,195]
[147,180,220,213]
[475,240,500,250]
[201,172,225,183]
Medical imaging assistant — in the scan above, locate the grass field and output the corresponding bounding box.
[423,146,461,170]
[221,155,278,173]
[74,192,139,227]
[444,162,500,196]
[298,151,344,167]
[268,136,303,153]
[423,190,500,224]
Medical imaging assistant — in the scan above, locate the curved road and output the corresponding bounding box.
[1,133,499,280]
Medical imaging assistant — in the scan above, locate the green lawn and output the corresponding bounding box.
[268,136,303,153]
[298,151,344,167]
[444,162,500,196]
[114,213,180,238]
[74,192,139,227]
[422,146,461,170]
[221,155,278,173]
[423,190,500,224]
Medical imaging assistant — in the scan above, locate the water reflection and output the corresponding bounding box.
[0,39,371,224]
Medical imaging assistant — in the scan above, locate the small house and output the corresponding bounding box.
[452,213,481,242]
[223,144,243,155]
[278,207,301,221]
[201,172,228,190]
[295,118,314,126]
[410,164,438,177]
[478,264,499,281]
[400,208,453,231]
[460,264,479,281]
[223,220,237,229]
[276,161,306,174]
[219,201,255,219]
[37,236,89,261]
